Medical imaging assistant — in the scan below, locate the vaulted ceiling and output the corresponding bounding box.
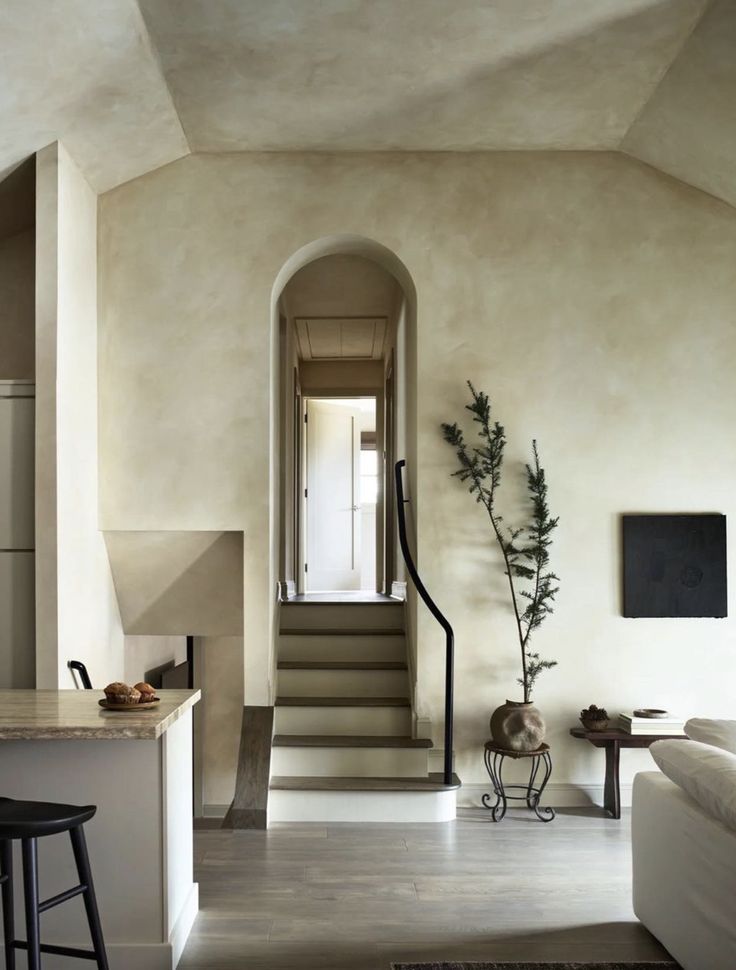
[1,0,733,207]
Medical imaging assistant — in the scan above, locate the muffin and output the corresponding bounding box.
[103,682,141,705]
[134,682,158,703]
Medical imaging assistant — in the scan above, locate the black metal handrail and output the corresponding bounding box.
[394,459,454,785]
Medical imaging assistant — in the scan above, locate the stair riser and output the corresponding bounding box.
[271,746,428,778]
[274,705,411,736]
[268,789,457,823]
[277,668,408,697]
[280,603,403,631]
[278,634,406,663]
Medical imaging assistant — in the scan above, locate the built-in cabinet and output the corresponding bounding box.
[0,158,36,687]
[0,380,35,686]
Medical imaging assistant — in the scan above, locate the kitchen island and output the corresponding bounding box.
[0,689,200,970]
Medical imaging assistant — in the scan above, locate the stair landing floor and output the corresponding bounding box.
[288,592,399,603]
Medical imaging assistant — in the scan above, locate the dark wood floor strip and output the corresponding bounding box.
[278,661,408,670]
[276,695,410,707]
[273,734,433,748]
[279,628,406,636]
[269,772,461,791]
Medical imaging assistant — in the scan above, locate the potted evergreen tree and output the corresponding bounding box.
[442,383,559,751]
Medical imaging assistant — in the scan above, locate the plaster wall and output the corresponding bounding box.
[197,635,245,810]
[99,151,736,791]
[36,142,124,687]
[124,635,187,686]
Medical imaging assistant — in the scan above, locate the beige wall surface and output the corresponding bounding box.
[37,143,124,688]
[99,151,736,789]
[105,530,244,635]
[123,634,187,686]
[0,229,35,379]
[197,635,245,810]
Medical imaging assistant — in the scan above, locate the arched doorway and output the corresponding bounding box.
[270,235,417,600]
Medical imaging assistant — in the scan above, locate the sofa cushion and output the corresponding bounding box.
[650,739,736,832]
[685,717,736,754]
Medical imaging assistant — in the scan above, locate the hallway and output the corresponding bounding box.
[181,811,669,969]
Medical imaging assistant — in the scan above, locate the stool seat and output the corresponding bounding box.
[0,798,96,840]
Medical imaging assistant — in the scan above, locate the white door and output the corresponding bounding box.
[306,399,361,590]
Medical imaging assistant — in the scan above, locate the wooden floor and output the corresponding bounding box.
[181,808,671,969]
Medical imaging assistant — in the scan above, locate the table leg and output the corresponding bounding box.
[603,741,621,819]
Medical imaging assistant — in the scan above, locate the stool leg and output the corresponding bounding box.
[70,826,109,970]
[21,838,41,970]
[0,840,15,970]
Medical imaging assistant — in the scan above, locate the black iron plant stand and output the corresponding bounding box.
[482,741,555,822]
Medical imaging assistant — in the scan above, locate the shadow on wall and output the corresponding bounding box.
[104,530,243,635]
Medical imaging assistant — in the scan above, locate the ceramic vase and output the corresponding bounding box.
[490,699,545,751]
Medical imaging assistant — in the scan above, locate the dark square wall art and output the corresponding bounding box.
[622,514,727,618]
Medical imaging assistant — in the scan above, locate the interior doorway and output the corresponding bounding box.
[304,396,377,592]
[275,243,413,601]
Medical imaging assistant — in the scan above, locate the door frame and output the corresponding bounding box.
[297,388,384,594]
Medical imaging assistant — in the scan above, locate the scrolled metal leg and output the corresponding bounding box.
[481,750,507,821]
[531,750,555,822]
[526,755,541,809]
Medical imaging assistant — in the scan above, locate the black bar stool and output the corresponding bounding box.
[68,660,93,690]
[0,797,109,969]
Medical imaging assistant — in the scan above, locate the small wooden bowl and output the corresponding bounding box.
[580,717,609,732]
[99,698,161,711]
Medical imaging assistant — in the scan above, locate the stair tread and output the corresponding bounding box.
[283,598,399,606]
[273,734,432,748]
[270,773,461,792]
[276,695,410,707]
[279,628,405,637]
[278,661,407,671]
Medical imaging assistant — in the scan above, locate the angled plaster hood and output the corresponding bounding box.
[104,530,243,636]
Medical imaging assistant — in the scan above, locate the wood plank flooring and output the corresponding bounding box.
[181,808,672,970]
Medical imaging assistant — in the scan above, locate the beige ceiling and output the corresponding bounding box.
[283,254,400,361]
[295,317,388,361]
[0,0,188,192]
[623,0,736,209]
[138,0,707,151]
[2,0,734,208]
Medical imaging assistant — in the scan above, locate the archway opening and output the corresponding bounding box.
[270,235,417,602]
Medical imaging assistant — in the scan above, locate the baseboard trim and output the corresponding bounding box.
[415,716,433,741]
[279,580,297,601]
[201,803,231,818]
[459,782,632,810]
[390,581,407,601]
[205,785,628,814]
[98,943,174,970]
[170,882,199,967]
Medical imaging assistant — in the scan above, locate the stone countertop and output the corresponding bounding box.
[0,689,201,740]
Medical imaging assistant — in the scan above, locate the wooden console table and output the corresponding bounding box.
[570,725,687,819]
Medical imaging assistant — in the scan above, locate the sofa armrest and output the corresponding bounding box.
[633,771,736,970]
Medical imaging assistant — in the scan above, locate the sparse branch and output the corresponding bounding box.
[442,384,559,701]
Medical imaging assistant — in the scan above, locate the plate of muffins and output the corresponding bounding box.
[99,681,161,710]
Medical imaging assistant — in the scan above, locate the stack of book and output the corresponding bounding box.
[619,712,685,735]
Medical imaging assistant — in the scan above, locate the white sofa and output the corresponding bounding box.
[632,719,736,970]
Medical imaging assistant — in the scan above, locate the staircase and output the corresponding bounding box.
[268,597,460,822]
